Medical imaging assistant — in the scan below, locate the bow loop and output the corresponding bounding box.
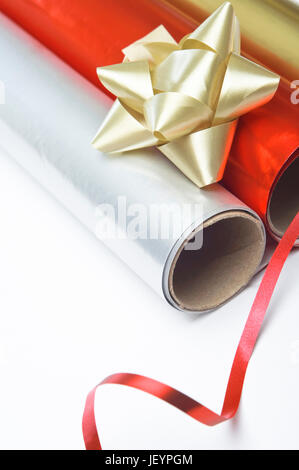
[152,49,225,110]
[144,92,213,141]
[97,61,153,113]
[122,25,178,67]
[92,100,159,153]
[179,2,237,58]
[214,53,280,125]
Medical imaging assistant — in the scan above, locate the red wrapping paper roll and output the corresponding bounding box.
[1,0,298,243]
[223,84,299,241]
[0,0,192,91]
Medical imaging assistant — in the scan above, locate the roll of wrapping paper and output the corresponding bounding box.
[157,0,299,244]
[0,0,297,245]
[0,13,266,313]
[161,0,299,85]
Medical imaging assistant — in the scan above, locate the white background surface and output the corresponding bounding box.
[0,146,298,450]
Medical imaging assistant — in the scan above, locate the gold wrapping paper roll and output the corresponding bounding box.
[162,0,299,84]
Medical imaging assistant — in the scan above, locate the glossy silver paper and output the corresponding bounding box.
[0,14,266,312]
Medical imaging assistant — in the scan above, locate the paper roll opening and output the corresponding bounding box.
[267,155,299,242]
[169,211,265,312]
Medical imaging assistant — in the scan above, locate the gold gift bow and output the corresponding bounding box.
[92,2,280,188]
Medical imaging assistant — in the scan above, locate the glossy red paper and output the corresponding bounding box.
[1,0,297,241]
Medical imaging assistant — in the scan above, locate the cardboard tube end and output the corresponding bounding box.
[169,211,265,312]
[267,155,299,244]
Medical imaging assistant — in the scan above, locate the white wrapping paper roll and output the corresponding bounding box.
[0,13,266,312]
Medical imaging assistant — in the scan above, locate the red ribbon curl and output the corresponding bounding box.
[82,213,299,450]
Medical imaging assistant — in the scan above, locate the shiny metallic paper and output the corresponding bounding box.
[163,0,299,85]
[93,3,279,188]
[0,14,265,312]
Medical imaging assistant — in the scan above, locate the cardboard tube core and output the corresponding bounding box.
[169,211,264,312]
[268,155,299,240]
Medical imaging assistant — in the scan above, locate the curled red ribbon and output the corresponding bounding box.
[83,213,299,450]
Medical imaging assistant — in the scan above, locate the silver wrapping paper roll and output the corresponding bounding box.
[0,14,266,312]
